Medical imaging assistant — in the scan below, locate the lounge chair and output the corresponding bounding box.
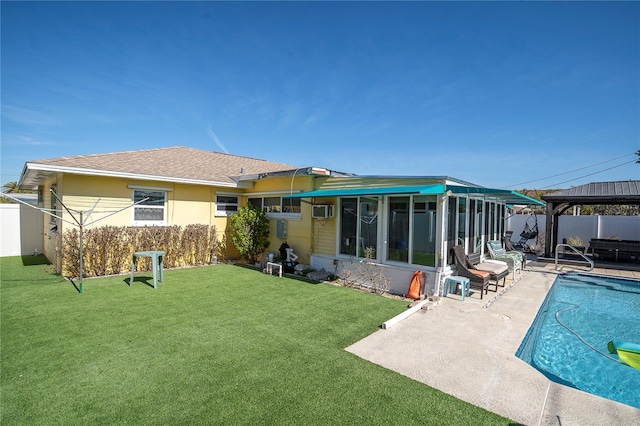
[503,235,527,268]
[451,245,490,299]
[455,245,509,288]
[473,259,509,289]
[503,231,518,252]
[486,240,523,279]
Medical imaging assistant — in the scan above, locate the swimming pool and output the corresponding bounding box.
[516,273,640,409]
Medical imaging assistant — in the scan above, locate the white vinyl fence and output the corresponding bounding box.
[506,214,640,251]
[0,204,43,257]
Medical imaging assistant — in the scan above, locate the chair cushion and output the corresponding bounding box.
[475,261,509,275]
[468,269,490,279]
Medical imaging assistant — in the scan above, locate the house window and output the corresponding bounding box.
[50,183,57,212]
[458,197,467,249]
[446,197,457,265]
[387,197,410,263]
[247,196,301,216]
[282,197,301,214]
[339,197,379,258]
[216,195,239,216]
[264,196,281,213]
[248,198,262,210]
[340,198,358,256]
[133,189,166,225]
[474,200,483,253]
[484,201,496,241]
[340,194,439,266]
[359,197,378,258]
[411,197,437,266]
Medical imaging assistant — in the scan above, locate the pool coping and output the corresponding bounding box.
[346,262,640,425]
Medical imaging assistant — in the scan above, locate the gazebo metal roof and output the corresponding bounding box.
[541,180,640,257]
[542,180,640,204]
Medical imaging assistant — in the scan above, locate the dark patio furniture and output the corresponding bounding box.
[451,246,490,299]
[589,239,640,262]
[467,251,509,289]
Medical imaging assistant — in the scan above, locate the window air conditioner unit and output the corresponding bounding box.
[312,204,334,219]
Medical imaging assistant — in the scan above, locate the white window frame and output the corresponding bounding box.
[131,189,167,226]
[336,196,380,260]
[215,195,239,217]
[247,194,301,219]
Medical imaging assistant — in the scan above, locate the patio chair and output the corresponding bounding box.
[504,236,527,268]
[451,245,491,299]
[503,231,519,253]
[486,240,524,279]
[473,259,509,290]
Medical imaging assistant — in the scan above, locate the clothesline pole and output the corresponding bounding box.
[79,211,84,294]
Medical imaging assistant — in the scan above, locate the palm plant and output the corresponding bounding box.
[1,181,19,193]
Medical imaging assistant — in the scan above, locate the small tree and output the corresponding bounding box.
[1,181,20,193]
[227,205,270,264]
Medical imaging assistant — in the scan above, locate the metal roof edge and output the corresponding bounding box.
[446,185,545,206]
[351,175,478,186]
[284,184,445,198]
[234,166,356,182]
[510,191,546,206]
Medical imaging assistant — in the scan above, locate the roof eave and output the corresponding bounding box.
[233,166,355,182]
[542,196,640,204]
[19,163,238,189]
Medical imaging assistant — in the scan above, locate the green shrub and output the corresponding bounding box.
[227,205,270,264]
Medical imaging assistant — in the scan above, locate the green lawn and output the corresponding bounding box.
[1,256,511,425]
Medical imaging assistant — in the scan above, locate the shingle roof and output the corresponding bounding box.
[542,180,640,203]
[20,146,296,188]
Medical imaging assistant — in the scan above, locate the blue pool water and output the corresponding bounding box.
[516,273,640,409]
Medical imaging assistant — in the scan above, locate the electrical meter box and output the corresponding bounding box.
[277,220,286,239]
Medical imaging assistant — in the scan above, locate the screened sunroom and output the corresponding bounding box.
[286,179,543,296]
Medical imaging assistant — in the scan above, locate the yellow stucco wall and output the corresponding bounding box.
[41,174,236,269]
[40,171,437,269]
[247,175,316,264]
[170,183,213,225]
[59,175,224,228]
[43,172,331,267]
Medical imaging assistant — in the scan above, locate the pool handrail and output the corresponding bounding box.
[555,244,594,273]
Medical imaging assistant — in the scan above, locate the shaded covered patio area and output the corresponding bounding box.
[541,180,640,258]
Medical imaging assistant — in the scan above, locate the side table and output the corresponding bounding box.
[130,251,166,289]
[444,276,471,301]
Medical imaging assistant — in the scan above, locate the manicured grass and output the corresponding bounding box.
[1,256,511,425]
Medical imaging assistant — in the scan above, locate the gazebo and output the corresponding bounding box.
[541,180,640,257]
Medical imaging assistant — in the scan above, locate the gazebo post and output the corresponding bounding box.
[545,202,554,258]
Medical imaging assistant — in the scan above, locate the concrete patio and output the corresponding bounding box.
[346,261,640,425]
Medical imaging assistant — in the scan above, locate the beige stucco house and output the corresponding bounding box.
[18,146,543,296]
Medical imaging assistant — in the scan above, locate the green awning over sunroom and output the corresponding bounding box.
[285,184,545,206]
[446,186,545,206]
[285,184,447,198]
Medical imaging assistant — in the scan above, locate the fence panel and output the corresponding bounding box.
[506,214,640,251]
[0,204,43,257]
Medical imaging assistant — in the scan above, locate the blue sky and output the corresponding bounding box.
[2,1,638,189]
